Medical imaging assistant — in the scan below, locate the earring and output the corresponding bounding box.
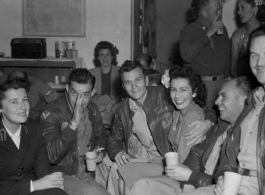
[192,93,196,98]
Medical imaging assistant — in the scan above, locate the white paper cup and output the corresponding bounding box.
[85,151,97,171]
[223,172,243,195]
[165,152,178,166]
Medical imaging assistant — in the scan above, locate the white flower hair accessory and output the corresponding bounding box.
[255,0,264,6]
[161,69,170,88]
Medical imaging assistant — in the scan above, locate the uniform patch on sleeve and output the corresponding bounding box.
[61,122,69,130]
[41,111,50,119]
[45,90,52,96]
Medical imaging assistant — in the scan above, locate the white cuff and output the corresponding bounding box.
[30,180,35,192]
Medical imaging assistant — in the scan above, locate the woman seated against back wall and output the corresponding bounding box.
[89,41,122,129]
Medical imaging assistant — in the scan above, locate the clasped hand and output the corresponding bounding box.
[165,165,192,181]
[114,151,131,166]
[32,172,64,191]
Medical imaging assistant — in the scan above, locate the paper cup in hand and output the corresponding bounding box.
[165,152,178,166]
[85,150,97,171]
[223,172,243,195]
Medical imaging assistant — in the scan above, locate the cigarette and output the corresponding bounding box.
[96,148,105,152]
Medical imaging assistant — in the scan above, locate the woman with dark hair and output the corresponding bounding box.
[89,41,121,128]
[0,78,67,195]
[167,66,207,163]
[231,0,265,83]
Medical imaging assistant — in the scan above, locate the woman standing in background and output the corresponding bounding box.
[230,0,265,85]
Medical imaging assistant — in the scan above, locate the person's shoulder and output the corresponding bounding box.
[88,101,99,114]
[187,102,204,117]
[112,65,120,71]
[44,94,65,111]
[88,67,100,75]
[116,98,129,113]
[24,121,42,138]
[231,27,243,41]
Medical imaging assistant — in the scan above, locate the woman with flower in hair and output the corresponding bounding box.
[166,66,207,163]
[231,0,265,84]
[89,41,122,129]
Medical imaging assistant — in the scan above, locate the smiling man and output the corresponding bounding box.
[214,25,265,195]
[106,60,175,195]
[40,68,110,195]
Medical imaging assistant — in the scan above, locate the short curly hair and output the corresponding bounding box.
[93,41,119,67]
[0,78,30,109]
[68,68,95,89]
[169,66,207,108]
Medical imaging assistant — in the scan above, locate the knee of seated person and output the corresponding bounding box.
[134,178,150,186]
[110,162,119,170]
[48,188,68,195]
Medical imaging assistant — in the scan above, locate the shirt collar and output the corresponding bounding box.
[2,119,21,138]
[129,88,148,108]
[253,86,265,108]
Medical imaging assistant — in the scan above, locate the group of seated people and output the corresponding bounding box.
[1,23,265,195]
[1,0,265,194]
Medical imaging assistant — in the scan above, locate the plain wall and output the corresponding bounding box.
[0,0,131,69]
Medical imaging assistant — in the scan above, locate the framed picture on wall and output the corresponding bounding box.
[22,0,86,37]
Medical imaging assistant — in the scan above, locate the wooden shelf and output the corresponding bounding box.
[0,57,76,83]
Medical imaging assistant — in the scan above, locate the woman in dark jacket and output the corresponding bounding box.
[0,78,67,195]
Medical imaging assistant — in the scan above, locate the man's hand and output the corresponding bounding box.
[206,15,224,38]
[32,172,64,191]
[214,176,225,195]
[165,165,192,181]
[70,94,83,129]
[183,119,212,145]
[114,151,131,166]
[95,152,104,163]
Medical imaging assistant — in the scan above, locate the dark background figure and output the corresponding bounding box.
[136,54,171,75]
[230,0,265,88]
[180,0,231,123]
[144,69,162,86]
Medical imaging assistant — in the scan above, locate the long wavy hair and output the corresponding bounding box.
[93,41,119,67]
[168,66,207,108]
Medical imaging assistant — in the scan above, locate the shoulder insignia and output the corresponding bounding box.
[42,111,50,119]
[45,90,52,96]
[0,128,6,141]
